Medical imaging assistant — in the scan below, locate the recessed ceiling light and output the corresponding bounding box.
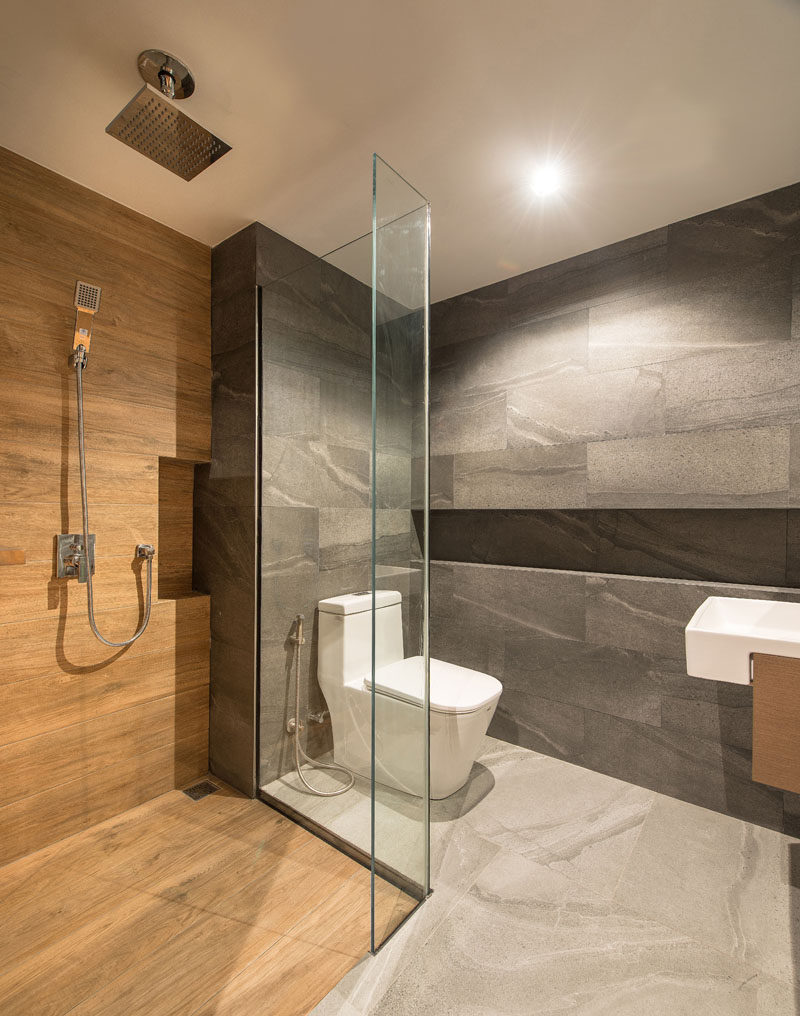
[531,162,565,198]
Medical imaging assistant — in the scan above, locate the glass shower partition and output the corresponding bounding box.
[257,155,430,952]
[370,155,431,948]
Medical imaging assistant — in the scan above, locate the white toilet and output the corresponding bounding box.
[317,590,503,799]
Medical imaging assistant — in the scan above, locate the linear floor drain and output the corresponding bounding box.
[183,780,221,801]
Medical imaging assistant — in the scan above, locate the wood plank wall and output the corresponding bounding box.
[0,147,212,866]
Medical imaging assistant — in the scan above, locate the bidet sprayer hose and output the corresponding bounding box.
[291,613,354,797]
[74,348,154,647]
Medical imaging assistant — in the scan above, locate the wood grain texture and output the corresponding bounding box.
[753,652,800,794]
[0,789,416,1016]
[0,548,25,565]
[0,145,211,861]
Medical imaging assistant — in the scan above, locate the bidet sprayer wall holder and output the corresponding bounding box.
[291,613,306,645]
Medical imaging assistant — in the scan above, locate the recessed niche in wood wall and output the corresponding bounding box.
[158,458,198,599]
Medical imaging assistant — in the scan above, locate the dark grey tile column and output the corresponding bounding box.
[194,222,315,796]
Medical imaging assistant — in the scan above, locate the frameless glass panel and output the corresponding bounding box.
[371,154,431,949]
[257,157,429,955]
[258,233,374,855]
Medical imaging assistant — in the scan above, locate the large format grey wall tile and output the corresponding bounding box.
[664,342,800,433]
[261,506,319,643]
[451,562,585,640]
[454,444,587,508]
[588,261,791,374]
[432,179,800,511]
[507,364,664,446]
[582,710,785,830]
[501,227,668,328]
[587,427,790,507]
[667,183,800,284]
[503,630,665,727]
[429,508,792,585]
[456,310,588,395]
[262,439,370,509]
[430,390,507,456]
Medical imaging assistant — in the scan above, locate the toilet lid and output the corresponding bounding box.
[364,656,502,715]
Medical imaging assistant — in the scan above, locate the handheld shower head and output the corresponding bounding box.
[72,281,101,355]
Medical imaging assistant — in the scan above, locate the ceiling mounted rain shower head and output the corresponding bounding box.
[105,50,231,182]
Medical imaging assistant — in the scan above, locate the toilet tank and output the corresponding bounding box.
[318,590,403,684]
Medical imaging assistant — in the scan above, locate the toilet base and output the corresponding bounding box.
[327,681,499,799]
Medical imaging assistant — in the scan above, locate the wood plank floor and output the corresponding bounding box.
[0,779,417,1016]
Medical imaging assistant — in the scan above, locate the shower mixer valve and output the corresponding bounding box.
[56,533,96,583]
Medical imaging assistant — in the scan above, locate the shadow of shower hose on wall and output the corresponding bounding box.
[50,554,149,675]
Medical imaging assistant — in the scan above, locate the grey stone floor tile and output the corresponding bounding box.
[459,751,654,899]
[615,793,800,988]
[370,848,761,1016]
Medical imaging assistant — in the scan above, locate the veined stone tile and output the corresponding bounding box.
[454,751,654,899]
[502,227,668,326]
[255,221,319,289]
[376,453,412,510]
[503,629,665,728]
[668,189,800,285]
[430,390,507,456]
[661,695,752,750]
[430,279,510,349]
[449,561,585,639]
[454,444,587,509]
[318,508,371,571]
[597,508,789,585]
[429,456,454,509]
[429,508,600,571]
[587,427,790,507]
[263,361,321,440]
[430,616,504,678]
[508,364,665,447]
[489,688,585,763]
[370,845,761,1016]
[664,342,800,434]
[211,286,256,357]
[582,710,785,830]
[213,223,257,299]
[585,574,708,661]
[263,438,370,508]
[260,506,319,644]
[319,379,372,452]
[586,573,800,661]
[615,793,800,987]
[589,262,791,373]
[456,310,588,397]
[789,423,800,508]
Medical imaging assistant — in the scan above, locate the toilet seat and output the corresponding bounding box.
[364,656,502,715]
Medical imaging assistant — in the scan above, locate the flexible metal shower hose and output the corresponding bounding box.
[291,614,354,797]
[74,351,154,647]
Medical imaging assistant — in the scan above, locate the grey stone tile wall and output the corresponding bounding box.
[432,180,800,508]
[258,255,425,787]
[196,223,315,794]
[427,508,796,585]
[197,221,421,795]
[430,560,800,833]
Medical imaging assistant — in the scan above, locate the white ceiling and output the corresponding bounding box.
[4,0,800,301]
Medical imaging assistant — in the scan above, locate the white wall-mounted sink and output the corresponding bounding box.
[685,597,800,685]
